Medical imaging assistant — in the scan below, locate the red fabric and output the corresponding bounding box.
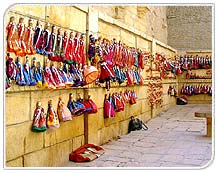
[69,144,104,162]
[180,95,188,102]
[104,95,115,118]
[129,91,137,105]
[73,36,80,63]
[25,26,36,55]
[176,65,183,75]
[113,95,124,112]
[138,52,144,69]
[62,34,68,62]
[87,99,98,113]
[99,62,115,82]
[65,37,75,62]
[78,39,86,66]
[16,22,27,56]
[82,99,98,114]
[126,70,133,86]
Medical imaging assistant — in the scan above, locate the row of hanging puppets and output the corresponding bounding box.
[5,54,144,90]
[32,93,97,132]
[150,53,212,79]
[104,90,137,118]
[6,16,148,68]
[32,90,137,132]
[6,16,212,90]
[6,16,87,65]
[186,70,212,79]
[181,84,212,96]
[6,16,147,90]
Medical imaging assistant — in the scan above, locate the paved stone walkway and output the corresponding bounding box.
[63,104,212,168]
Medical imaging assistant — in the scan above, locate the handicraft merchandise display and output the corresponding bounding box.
[5,16,150,91]
[88,35,147,90]
[31,94,98,132]
[148,53,212,80]
[147,81,163,106]
[5,16,99,90]
[186,69,212,79]
[32,101,47,132]
[6,13,212,140]
[181,84,212,96]
[103,90,137,118]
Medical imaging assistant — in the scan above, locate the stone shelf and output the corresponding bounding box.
[178,79,212,83]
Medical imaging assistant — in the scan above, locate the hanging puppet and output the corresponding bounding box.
[25,18,36,55]
[88,34,96,64]
[67,93,85,116]
[78,33,86,66]
[57,62,74,87]
[15,56,26,86]
[64,31,75,64]
[16,17,27,56]
[32,101,47,132]
[50,62,66,88]
[23,56,36,86]
[54,28,64,62]
[6,53,16,81]
[46,25,57,58]
[73,32,80,64]
[46,100,60,129]
[6,16,20,53]
[33,20,43,53]
[57,96,72,122]
[43,59,57,89]
[62,31,69,62]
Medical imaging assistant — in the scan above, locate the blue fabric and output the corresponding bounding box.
[58,68,68,83]
[134,71,140,84]
[134,52,139,68]
[108,95,115,109]
[114,67,126,84]
[34,70,42,82]
[68,100,85,115]
[23,63,36,86]
[16,62,26,86]
[23,69,30,86]
[29,69,37,86]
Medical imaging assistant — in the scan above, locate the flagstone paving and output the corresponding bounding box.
[62,104,213,168]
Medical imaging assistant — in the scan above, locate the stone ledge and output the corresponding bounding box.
[6,81,153,93]
[178,79,212,83]
[155,39,177,53]
[186,50,212,53]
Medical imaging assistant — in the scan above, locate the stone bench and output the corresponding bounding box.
[195,111,212,137]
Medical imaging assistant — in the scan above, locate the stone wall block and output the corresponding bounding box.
[6,157,23,167]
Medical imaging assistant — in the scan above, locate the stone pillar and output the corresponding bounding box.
[87,6,99,38]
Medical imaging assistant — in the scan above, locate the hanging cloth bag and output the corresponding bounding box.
[67,93,85,116]
[104,94,115,118]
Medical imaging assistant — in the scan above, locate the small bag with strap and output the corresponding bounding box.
[128,116,148,133]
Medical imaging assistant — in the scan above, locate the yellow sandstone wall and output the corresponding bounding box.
[5,5,211,167]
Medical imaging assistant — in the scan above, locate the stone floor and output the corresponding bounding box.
[62,104,213,168]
